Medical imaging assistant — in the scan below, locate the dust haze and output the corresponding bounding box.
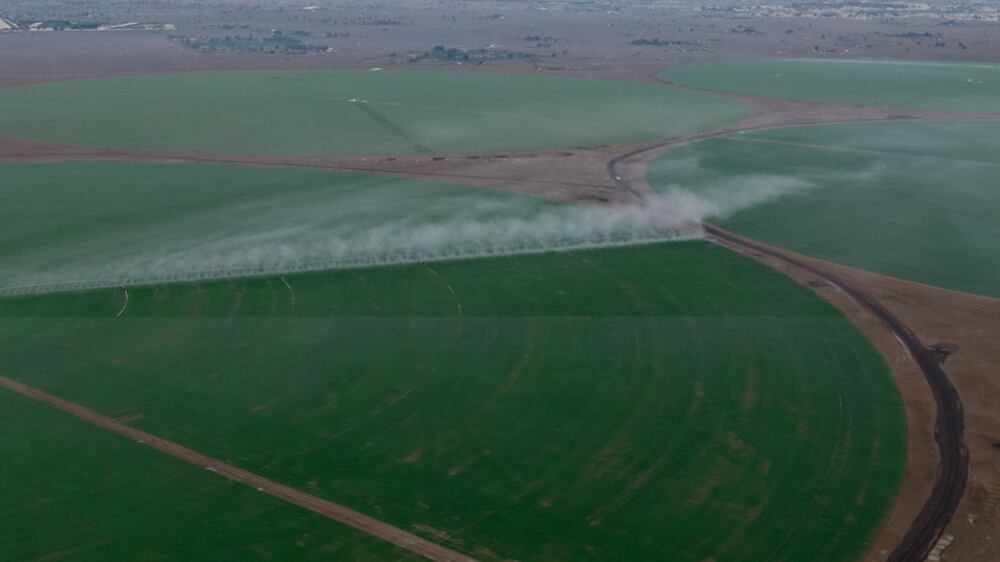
[0,181,809,295]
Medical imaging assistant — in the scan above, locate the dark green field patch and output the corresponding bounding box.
[0,391,407,561]
[0,242,905,562]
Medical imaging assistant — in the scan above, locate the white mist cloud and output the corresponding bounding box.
[1,177,814,295]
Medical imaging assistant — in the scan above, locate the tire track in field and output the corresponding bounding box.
[0,375,479,562]
[354,102,434,154]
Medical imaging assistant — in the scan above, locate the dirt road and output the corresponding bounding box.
[0,375,479,562]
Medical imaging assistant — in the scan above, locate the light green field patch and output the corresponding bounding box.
[662,59,1000,112]
[0,70,745,156]
[0,162,694,294]
[0,241,905,562]
[647,120,1000,297]
[0,163,542,291]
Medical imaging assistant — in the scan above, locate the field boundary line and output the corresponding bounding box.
[0,375,479,562]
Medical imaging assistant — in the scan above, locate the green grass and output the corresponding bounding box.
[661,58,1000,112]
[0,241,905,562]
[0,390,407,561]
[647,119,1000,297]
[0,69,746,156]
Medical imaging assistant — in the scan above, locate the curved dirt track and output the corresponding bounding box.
[609,140,969,562]
[0,375,479,562]
[703,227,968,562]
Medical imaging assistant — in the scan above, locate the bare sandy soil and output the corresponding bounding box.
[1,0,998,89]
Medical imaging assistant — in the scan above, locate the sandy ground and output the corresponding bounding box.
[1,0,998,90]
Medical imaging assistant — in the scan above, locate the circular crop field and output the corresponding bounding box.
[647,119,1000,298]
[0,162,905,561]
[662,59,1000,112]
[0,70,745,156]
[0,241,904,562]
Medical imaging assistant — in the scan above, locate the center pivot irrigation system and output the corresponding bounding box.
[0,230,696,297]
